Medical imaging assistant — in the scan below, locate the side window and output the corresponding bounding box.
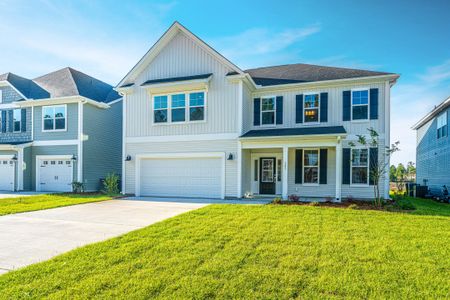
[351,149,369,184]
[43,105,66,131]
[304,94,319,123]
[303,149,319,184]
[261,97,275,125]
[153,95,168,123]
[189,92,205,121]
[13,109,21,132]
[351,90,369,120]
[437,111,448,139]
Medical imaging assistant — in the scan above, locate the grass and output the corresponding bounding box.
[0,193,113,216]
[0,199,449,299]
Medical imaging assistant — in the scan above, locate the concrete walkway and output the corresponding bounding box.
[0,199,207,275]
[123,196,272,205]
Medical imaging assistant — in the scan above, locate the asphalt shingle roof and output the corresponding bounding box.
[240,126,347,138]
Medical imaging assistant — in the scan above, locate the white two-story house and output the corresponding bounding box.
[117,22,399,201]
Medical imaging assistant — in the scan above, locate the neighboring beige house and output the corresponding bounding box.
[116,22,399,200]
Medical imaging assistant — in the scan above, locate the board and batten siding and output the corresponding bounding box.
[125,31,240,137]
[245,82,387,137]
[124,139,238,197]
[33,103,78,141]
[82,101,123,191]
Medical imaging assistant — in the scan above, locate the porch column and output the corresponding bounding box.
[17,148,24,191]
[282,146,288,199]
[236,141,242,198]
[335,138,343,202]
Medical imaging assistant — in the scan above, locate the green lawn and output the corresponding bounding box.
[0,198,449,299]
[0,194,113,216]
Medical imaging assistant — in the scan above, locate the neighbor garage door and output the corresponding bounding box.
[0,159,15,191]
[139,157,223,198]
[38,159,73,192]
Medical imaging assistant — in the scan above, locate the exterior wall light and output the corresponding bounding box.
[227,153,234,160]
[71,155,77,161]
[125,155,132,161]
[12,154,18,161]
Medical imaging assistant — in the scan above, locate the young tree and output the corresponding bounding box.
[389,165,397,182]
[406,161,416,181]
[395,163,406,193]
[349,128,400,208]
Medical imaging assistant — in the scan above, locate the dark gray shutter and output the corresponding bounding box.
[369,147,378,185]
[8,110,13,132]
[253,98,260,126]
[319,149,327,184]
[295,149,303,184]
[320,92,328,122]
[370,88,379,120]
[342,148,351,184]
[21,109,26,132]
[1,111,6,133]
[276,96,283,125]
[343,91,351,121]
[296,94,303,123]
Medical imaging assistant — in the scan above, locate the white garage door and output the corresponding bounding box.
[140,157,222,198]
[0,159,15,191]
[38,159,73,192]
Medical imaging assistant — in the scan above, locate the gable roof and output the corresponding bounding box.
[117,21,243,88]
[412,96,450,130]
[0,67,120,103]
[238,63,395,86]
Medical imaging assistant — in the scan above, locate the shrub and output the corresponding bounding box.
[102,173,120,195]
[309,201,320,206]
[394,198,416,211]
[288,194,300,202]
[71,181,85,193]
[347,204,358,210]
[272,197,282,204]
[325,197,333,203]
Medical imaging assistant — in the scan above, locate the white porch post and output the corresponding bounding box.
[17,148,24,191]
[237,141,242,198]
[282,146,288,199]
[335,138,343,202]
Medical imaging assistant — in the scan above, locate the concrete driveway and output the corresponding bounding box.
[0,200,207,275]
[0,192,49,199]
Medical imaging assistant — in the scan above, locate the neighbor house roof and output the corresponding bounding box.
[412,96,450,130]
[229,63,395,86]
[0,67,120,103]
[240,126,347,138]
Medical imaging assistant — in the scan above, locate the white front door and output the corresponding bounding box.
[38,159,73,192]
[0,159,15,191]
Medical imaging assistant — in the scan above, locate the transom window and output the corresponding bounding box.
[352,90,369,120]
[13,109,22,132]
[351,149,369,184]
[43,105,66,131]
[303,149,319,184]
[153,91,205,124]
[261,97,275,125]
[437,111,448,139]
[304,94,319,123]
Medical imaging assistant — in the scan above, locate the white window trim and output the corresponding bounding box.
[260,96,277,127]
[303,148,320,186]
[151,90,207,125]
[12,109,22,133]
[437,111,447,129]
[350,88,370,122]
[42,104,68,132]
[303,92,321,125]
[350,147,369,186]
[0,90,3,104]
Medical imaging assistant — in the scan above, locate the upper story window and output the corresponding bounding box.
[437,111,448,139]
[351,90,369,120]
[304,94,319,123]
[261,97,275,125]
[303,149,319,184]
[43,105,66,131]
[153,91,205,124]
[351,148,369,185]
[13,109,22,132]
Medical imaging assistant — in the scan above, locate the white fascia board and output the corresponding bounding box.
[0,80,28,100]
[32,140,79,146]
[15,96,109,109]
[412,96,450,130]
[0,142,32,151]
[126,133,239,143]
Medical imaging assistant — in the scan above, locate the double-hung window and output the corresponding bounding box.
[189,92,205,121]
[13,109,22,132]
[171,94,186,122]
[352,90,369,120]
[153,92,205,124]
[437,111,448,138]
[303,149,319,184]
[351,149,369,184]
[153,95,168,123]
[43,105,66,131]
[304,94,319,123]
[261,97,275,125]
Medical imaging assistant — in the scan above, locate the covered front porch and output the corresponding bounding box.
[238,127,346,201]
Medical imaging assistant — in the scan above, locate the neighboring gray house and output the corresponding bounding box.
[117,22,399,201]
[413,96,450,193]
[0,67,122,192]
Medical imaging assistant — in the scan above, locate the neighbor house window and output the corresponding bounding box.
[437,111,448,139]
[304,94,319,123]
[189,92,205,121]
[13,109,22,132]
[351,90,369,120]
[43,105,66,131]
[351,149,369,184]
[171,94,185,122]
[303,149,319,184]
[0,90,3,104]
[261,97,275,125]
[153,95,168,123]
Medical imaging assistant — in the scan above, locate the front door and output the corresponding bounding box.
[259,157,276,194]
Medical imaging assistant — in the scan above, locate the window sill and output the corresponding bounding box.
[42,129,67,133]
[152,120,206,126]
[350,119,370,123]
[349,184,369,187]
[302,183,320,186]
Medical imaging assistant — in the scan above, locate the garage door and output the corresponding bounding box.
[0,159,15,191]
[140,157,222,198]
[38,159,73,192]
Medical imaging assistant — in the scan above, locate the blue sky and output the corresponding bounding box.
[1,0,449,165]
